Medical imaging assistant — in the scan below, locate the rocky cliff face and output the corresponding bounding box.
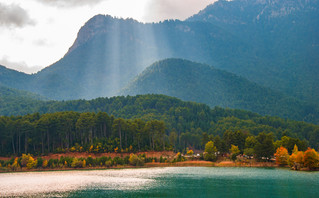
[67,15,139,55]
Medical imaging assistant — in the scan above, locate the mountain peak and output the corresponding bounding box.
[67,14,139,55]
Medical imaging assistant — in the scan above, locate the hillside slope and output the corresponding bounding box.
[121,59,319,123]
[188,0,319,103]
[0,85,47,115]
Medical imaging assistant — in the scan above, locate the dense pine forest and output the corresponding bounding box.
[0,94,318,157]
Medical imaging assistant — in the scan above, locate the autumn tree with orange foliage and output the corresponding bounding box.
[304,148,319,170]
[288,152,304,170]
[295,151,304,166]
[274,146,289,166]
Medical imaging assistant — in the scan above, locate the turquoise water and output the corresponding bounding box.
[1,167,319,197]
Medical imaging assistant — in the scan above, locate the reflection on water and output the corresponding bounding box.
[0,168,158,197]
[1,167,319,197]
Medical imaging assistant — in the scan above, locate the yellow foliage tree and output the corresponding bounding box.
[230,145,240,155]
[289,150,304,170]
[129,154,144,166]
[21,154,31,167]
[288,153,297,167]
[274,146,289,166]
[175,152,184,162]
[292,144,298,154]
[26,157,36,169]
[71,158,78,168]
[229,144,240,161]
[89,145,94,152]
[187,149,194,155]
[295,151,304,165]
[70,146,76,152]
[82,160,86,168]
[21,154,37,169]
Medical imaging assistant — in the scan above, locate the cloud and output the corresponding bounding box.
[35,0,105,8]
[0,3,35,28]
[143,0,216,22]
[0,56,42,74]
[33,39,50,47]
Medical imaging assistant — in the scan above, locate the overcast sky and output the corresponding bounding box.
[0,0,216,74]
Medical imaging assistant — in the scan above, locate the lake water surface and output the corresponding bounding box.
[1,167,318,197]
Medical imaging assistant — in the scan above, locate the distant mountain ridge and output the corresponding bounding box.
[188,0,319,23]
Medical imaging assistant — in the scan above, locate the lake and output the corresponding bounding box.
[1,167,318,197]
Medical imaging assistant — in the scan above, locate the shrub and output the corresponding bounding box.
[129,154,144,166]
[105,160,112,167]
[187,150,194,156]
[71,158,83,168]
[20,154,37,169]
[42,160,48,168]
[37,157,43,168]
[86,156,95,167]
[175,152,184,162]
[26,158,36,169]
[113,157,124,165]
[11,158,20,171]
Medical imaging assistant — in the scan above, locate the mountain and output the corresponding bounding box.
[0,14,257,100]
[120,58,319,123]
[28,15,249,100]
[188,0,319,103]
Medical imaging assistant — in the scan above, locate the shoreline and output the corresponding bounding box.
[0,160,280,173]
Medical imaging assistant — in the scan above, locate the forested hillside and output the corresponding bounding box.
[121,59,319,123]
[0,65,31,91]
[0,85,47,116]
[1,94,319,156]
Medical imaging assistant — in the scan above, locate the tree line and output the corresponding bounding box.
[0,110,311,157]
